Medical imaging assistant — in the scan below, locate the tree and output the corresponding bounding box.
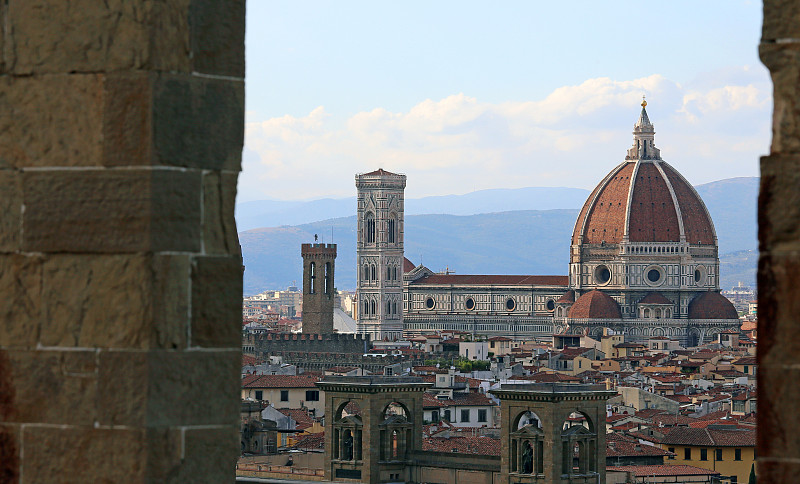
[748,463,756,484]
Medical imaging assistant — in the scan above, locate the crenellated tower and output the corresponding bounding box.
[301,242,337,334]
[355,169,406,340]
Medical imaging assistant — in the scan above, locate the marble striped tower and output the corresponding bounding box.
[355,169,406,340]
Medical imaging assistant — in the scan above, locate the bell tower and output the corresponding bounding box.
[355,169,406,340]
[301,242,337,334]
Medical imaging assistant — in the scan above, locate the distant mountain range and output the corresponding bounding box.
[235,187,591,231]
[239,177,758,295]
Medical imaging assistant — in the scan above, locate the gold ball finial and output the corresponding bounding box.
[641,95,647,107]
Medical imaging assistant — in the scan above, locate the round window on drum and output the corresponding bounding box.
[465,297,475,311]
[594,265,611,285]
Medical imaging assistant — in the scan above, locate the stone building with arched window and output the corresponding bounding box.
[399,103,740,346]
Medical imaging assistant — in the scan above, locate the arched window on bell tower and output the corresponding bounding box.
[324,262,331,295]
[309,262,316,294]
[388,215,396,244]
[365,212,376,244]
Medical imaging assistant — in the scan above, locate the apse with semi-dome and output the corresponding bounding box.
[356,102,740,346]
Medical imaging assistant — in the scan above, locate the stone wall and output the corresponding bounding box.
[0,1,245,482]
[247,332,370,355]
[758,1,800,481]
[301,243,337,335]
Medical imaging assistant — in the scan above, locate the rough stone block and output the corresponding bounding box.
[0,424,20,484]
[7,0,190,74]
[758,366,800,459]
[99,350,239,428]
[174,426,239,482]
[103,72,153,167]
[0,171,22,252]
[41,254,151,348]
[143,427,184,480]
[146,351,240,427]
[22,426,145,483]
[759,44,800,154]
[0,74,105,168]
[2,350,97,425]
[202,171,240,255]
[152,254,191,349]
[759,459,800,484]
[762,0,800,40]
[760,155,800,249]
[757,252,800,366]
[97,351,148,427]
[153,74,244,170]
[191,256,243,348]
[23,169,201,253]
[190,0,245,77]
[40,254,192,350]
[0,254,42,348]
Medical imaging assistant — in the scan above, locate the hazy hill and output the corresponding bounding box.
[235,187,590,231]
[240,177,758,294]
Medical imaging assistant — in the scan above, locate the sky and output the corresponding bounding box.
[241,1,770,202]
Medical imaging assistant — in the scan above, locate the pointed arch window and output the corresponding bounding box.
[365,212,376,244]
[371,265,376,281]
[370,300,376,315]
[388,216,396,244]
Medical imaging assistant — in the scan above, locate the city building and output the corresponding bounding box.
[398,103,740,346]
[301,242,337,334]
[355,169,407,340]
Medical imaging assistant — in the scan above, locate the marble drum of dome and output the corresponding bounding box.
[569,100,718,295]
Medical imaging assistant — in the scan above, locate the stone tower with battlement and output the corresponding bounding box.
[301,243,337,334]
[355,169,406,340]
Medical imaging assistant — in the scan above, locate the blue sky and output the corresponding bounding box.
[241,1,769,201]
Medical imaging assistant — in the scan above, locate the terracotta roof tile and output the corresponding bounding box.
[661,426,755,447]
[422,436,501,456]
[361,168,401,177]
[638,292,673,305]
[607,465,720,477]
[294,431,325,450]
[568,290,622,319]
[556,290,575,303]
[409,274,568,286]
[241,374,321,389]
[688,292,739,320]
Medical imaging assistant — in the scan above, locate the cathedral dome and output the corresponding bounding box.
[568,290,621,319]
[571,103,716,247]
[688,291,739,320]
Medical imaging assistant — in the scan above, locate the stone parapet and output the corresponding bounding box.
[0,1,244,482]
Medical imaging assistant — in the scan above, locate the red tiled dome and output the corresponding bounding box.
[568,290,621,319]
[688,292,738,320]
[556,290,575,303]
[638,292,673,305]
[571,106,715,247]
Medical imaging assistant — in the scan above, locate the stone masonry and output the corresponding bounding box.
[758,1,800,481]
[301,243,337,335]
[0,1,245,483]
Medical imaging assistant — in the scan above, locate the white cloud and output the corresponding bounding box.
[240,70,770,202]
